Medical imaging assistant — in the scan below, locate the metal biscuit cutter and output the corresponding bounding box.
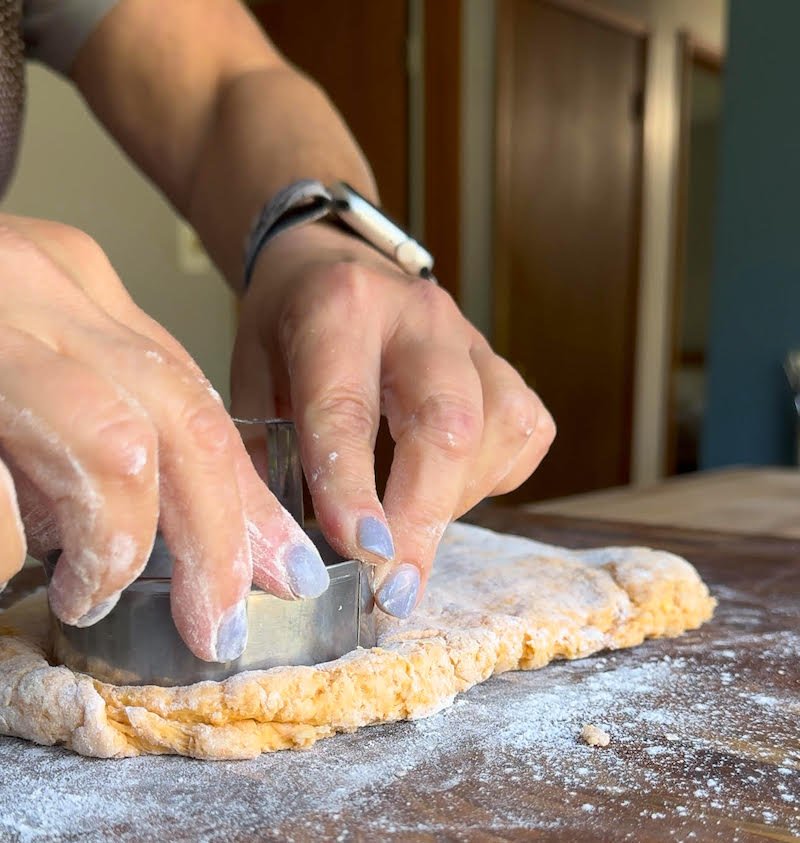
[45,420,376,687]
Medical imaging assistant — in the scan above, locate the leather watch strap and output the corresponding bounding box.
[243,179,333,290]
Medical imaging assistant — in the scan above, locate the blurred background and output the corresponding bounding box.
[6,0,799,505]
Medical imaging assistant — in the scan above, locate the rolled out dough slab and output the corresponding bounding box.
[0,523,714,761]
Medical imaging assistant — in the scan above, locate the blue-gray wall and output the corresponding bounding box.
[702,0,800,468]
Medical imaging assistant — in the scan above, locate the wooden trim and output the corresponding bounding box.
[538,0,648,38]
[620,34,648,484]
[423,0,462,300]
[664,32,725,476]
[664,31,694,477]
[679,349,707,367]
[493,0,516,354]
[686,36,725,72]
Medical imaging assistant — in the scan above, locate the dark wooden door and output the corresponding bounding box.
[495,0,646,501]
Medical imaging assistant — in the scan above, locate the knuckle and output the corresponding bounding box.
[57,223,103,257]
[311,385,377,444]
[181,404,232,456]
[324,262,372,309]
[496,387,540,442]
[536,407,557,447]
[51,223,114,277]
[413,393,482,459]
[395,504,450,551]
[410,278,458,320]
[91,412,157,483]
[280,263,370,354]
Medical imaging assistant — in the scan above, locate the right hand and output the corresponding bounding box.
[0,215,329,662]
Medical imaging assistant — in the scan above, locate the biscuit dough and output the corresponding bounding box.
[0,523,715,760]
[581,723,611,747]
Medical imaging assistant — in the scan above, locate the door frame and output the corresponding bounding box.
[664,32,724,476]
[422,0,462,300]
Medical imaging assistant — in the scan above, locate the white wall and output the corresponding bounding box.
[3,64,237,404]
[460,0,728,487]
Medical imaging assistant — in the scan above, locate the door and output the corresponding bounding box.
[494,0,646,501]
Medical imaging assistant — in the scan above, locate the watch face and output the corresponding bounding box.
[329,181,434,276]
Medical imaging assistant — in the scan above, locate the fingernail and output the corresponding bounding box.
[215,600,248,662]
[73,591,122,628]
[375,563,420,619]
[357,516,395,561]
[286,545,330,599]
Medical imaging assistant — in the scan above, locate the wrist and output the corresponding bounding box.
[242,180,433,293]
[245,220,398,302]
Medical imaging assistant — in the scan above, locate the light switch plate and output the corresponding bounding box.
[176,220,212,274]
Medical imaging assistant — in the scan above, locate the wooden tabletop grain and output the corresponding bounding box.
[526,467,800,539]
[1,511,798,842]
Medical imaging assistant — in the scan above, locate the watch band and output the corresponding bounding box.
[243,179,333,290]
[243,179,436,290]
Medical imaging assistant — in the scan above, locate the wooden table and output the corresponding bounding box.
[526,467,800,538]
[0,512,798,841]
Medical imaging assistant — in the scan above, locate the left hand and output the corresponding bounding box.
[231,223,556,618]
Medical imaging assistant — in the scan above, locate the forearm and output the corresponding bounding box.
[71,0,376,290]
[184,66,377,288]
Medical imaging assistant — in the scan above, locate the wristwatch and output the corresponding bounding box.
[243,179,436,289]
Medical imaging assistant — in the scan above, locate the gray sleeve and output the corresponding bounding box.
[22,0,121,75]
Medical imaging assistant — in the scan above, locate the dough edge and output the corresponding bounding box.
[0,523,715,760]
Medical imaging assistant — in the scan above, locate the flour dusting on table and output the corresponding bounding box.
[0,587,797,842]
[0,524,797,840]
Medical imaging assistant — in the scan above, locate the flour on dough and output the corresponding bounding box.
[0,523,715,760]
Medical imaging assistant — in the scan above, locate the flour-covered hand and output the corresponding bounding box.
[233,223,556,618]
[0,215,328,662]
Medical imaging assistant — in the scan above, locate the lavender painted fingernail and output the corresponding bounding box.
[215,600,248,662]
[357,516,395,561]
[74,591,122,628]
[286,545,330,599]
[376,563,420,619]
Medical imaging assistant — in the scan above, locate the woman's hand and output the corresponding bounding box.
[0,214,329,661]
[232,223,556,618]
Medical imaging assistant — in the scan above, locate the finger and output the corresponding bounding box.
[453,343,554,515]
[97,305,328,604]
[61,322,328,660]
[27,229,325,607]
[0,455,26,589]
[229,331,330,600]
[235,450,328,601]
[0,327,158,625]
[489,400,556,497]
[379,341,484,616]
[61,324,250,660]
[282,266,396,566]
